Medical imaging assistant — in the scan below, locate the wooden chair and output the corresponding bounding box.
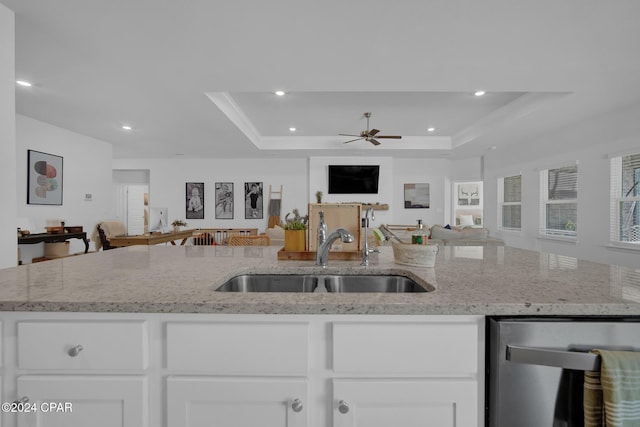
[96,223,116,250]
[227,235,271,246]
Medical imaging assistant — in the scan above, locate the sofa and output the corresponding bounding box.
[428,224,504,246]
[378,224,504,247]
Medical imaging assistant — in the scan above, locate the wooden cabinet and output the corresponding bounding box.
[16,376,147,427]
[167,377,308,427]
[0,314,150,427]
[333,379,477,427]
[308,203,362,252]
[331,318,482,427]
[0,312,484,427]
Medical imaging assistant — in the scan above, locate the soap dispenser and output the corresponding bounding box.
[412,220,427,244]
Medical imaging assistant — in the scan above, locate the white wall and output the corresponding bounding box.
[0,5,16,269]
[112,157,310,232]
[308,157,451,228]
[111,156,452,234]
[16,115,114,258]
[484,101,640,268]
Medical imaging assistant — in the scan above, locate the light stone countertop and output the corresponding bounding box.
[0,245,639,315]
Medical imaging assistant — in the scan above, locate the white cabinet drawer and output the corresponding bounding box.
[166,321,309,375]
[332,320,479,375]
[18,321,149,370]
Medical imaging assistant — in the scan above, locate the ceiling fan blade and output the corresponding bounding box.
[375,135,402,139]
[368,129,380,137]
[369,138,381,146]
[343,138,364,144]
[339,133,362,137]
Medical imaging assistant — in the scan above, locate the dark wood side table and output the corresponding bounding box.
[18,232,89,253]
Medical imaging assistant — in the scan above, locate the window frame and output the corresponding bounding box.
[609,153,640,248]
[497,174,522,231]
[539,163,579,240]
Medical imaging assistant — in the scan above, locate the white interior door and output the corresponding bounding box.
[126,185,147,235]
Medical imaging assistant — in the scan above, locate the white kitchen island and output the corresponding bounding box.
[0,245,638,427]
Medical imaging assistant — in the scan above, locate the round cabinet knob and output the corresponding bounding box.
[68,345,83,357]
[291,398,303,413]
[338,400,350,414]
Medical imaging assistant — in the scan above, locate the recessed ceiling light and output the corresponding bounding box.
[289,127,296,132]
[275,91,286,96]
[474,91,486,96]
[427,127,436,132]
[16,80,32,87]
[121,125,132,131]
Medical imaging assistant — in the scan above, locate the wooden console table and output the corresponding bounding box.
[18,232,89,253]
[108,229,196,247]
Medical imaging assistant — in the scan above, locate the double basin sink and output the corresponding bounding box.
[215,274,432,293]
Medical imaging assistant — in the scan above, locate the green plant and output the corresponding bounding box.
[171,219,187,227]
[315,190,323,203]
[282,209,308,230]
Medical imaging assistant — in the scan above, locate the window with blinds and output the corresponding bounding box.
[610,152,640,245]
[540,164,578,238]
[498,175,521,230]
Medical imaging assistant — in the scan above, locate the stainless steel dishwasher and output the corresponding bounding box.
[487,317,640,426]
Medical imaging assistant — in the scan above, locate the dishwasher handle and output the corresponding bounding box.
[506,345,600,371]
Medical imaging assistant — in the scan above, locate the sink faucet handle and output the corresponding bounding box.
[318,211,328,247]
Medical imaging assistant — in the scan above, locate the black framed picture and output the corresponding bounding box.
[27,149,63,205]
[404,183,430,208]
[215,182,234,219]
[244,182,263,219]
[186,182,204,219]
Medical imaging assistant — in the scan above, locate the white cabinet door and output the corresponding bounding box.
[16,376,147,427]
[167,377,308,427]
[333,379,478,427]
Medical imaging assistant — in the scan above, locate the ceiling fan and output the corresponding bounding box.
[339,112,402,146]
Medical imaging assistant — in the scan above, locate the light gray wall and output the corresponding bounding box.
[16,115,114,256]
[0,5,16,268]
[112,157,310,232]
[483,101,640,268]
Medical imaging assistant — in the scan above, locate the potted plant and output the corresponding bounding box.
[282,209,308,252]
[171,219,187,232]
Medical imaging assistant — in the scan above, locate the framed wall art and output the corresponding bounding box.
[404,183,430,208]
[457,182,481,206]
[186,182,204,219]
[244,182,263,219]
[27,150,63,205]
[215,182,234,219]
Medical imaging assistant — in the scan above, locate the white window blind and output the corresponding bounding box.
[610,152,640,245]
[498,175,522,230]
[540,164,578,238]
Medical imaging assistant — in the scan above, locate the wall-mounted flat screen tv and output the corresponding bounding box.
[328,165,380,194]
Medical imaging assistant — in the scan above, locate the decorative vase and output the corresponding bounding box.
[284,229,306,252]
[173,225,181,233]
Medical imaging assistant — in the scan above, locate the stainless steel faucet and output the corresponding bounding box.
[316,228,354,267]
[361,207,379,266]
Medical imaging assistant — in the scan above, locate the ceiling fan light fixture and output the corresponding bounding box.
[289,127,296,132]
[427,127,435,132]
[275,91,285,96]
[121,125,132,131]
[474,90,486,97]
